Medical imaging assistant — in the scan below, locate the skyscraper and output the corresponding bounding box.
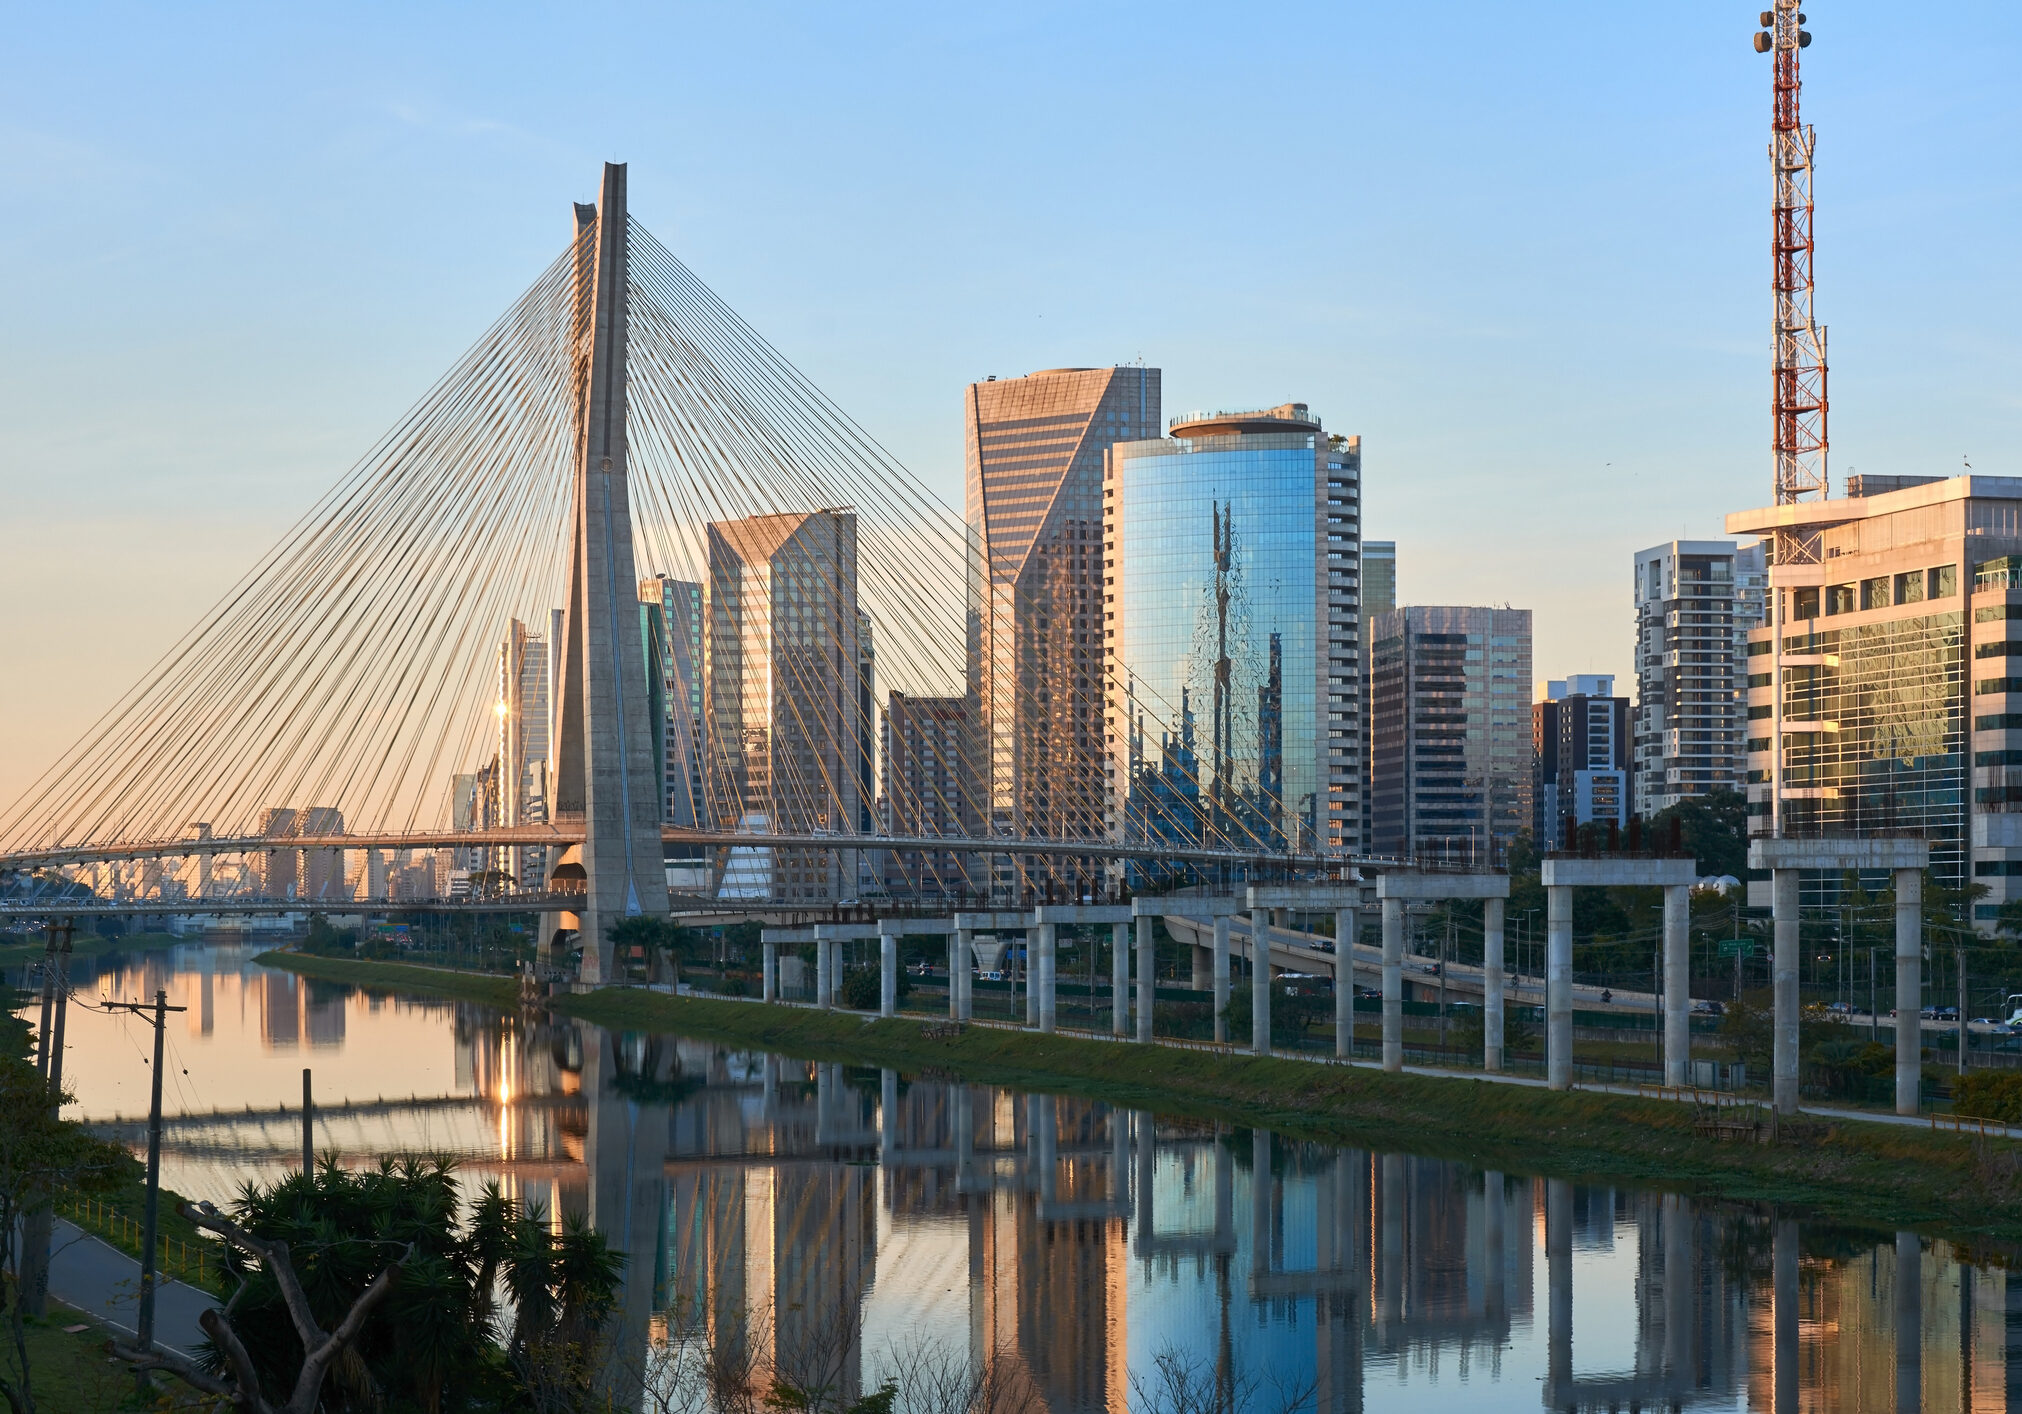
[967,366,1159,896]
[640,577,705,828]
[1368,606,1533,861]
[879,692,978,897]
[1534,675,1631,843]
[1105,403,1362,858]
[1632,540,1768,816]
[1359,541,1396,852]
[498,617,553,886]
[706,510,872,904]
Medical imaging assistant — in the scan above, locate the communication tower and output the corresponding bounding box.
[1755,4,1827,505]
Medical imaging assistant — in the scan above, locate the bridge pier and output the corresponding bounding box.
[1035,924,1055,1033]
[1334,907,1355,1058]
[1483,897,1505,1072]
[1381,899,1404,1072]
[1111,921,1129,1036]
[879,925,897,1019]
[1135,917,1154,1043]
[1213,916,1230,1044]
[1663,884,1689,1085]
[1546,884,1573,1090]
[1191,943,1212,993]
[1250,921,1271,1055]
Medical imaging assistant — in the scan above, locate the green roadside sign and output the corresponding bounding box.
[1718,939,1759,959]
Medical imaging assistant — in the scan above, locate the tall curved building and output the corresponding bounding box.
[1105,404,1362,862]
[966,366,1161,898]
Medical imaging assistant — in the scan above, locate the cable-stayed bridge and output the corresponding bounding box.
[1,163,1401,977]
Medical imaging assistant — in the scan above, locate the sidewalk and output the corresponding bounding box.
[47,1219,218,1356]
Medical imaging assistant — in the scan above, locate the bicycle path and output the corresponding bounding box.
[48,1219,218,1356]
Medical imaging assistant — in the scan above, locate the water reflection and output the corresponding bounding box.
[31,944,2022,1412]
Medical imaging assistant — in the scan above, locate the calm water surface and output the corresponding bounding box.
[23,941,2021,1412]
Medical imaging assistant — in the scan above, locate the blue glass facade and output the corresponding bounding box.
[1106,412,1358,860]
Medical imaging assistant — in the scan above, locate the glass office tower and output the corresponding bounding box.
[1105,404,1361,862]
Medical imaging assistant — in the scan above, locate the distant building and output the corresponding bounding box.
[1368,607,1532,861]
[255,807,299,898]
[498,617,553,887]
[1632,540,1768,816]
[1360,542,1396,851]
[1105,403,1362,860]
[706,509,872,904]
[967,366,1159,897]
[880,692,978,897]
[640,577,704,828]
[1534,675,1631,844]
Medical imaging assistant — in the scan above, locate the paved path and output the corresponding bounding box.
[47,1220,218,1355]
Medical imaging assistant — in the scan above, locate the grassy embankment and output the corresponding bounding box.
[0,931,183,967]
[256,950,2022,1241]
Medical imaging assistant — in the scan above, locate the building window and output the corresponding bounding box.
[1792,587,1820,619]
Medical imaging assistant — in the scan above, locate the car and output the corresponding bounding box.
[1417,962,1441,975]
[1692,999,1725,1017]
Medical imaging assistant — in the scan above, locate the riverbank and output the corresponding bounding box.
[0,930,182,967]
[256,951,2022,1241]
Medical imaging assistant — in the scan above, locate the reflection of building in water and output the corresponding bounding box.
[258,971,298,1048]
[553,1019,2022,1414]
[303,980,346,1047]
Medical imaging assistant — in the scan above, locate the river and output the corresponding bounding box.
[23,940,2018,1412]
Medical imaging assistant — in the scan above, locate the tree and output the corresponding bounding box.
[0,1056,130,1414]
[1645,789,1749,879]
[116,1157,622,1413]
[608,917,695,986]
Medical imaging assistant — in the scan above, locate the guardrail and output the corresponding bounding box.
[58,1196,214,1287]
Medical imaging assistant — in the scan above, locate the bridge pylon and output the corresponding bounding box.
[543,162,670,982]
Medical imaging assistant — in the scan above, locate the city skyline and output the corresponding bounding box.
[6,5,2022,808]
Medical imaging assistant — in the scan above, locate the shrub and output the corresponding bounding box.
[840,965,911,1011]
[1952,1069,2022,1123]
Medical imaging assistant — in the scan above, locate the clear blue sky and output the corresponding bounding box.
[4,2,2020,802]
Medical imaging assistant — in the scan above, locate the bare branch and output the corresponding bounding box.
[262,1239,329,1350]
[112,1323,256,1410]
[285,1254,406,1414]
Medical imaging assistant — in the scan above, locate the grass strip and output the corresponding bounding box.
[250,953,2022,1241]
[256,950,519,1008]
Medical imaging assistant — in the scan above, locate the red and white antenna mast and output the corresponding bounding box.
[1755,3,1827,503]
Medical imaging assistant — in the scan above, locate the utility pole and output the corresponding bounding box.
[104,989,186,1374]
[302,1068,315,1174]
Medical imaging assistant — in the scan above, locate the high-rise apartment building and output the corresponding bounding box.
[1105,403,1361,858]
[498,617,553,886]
[880,692,978,898]
[1727,474,2022,923]
[1360,542,1396,851]
[255,806,299,898]
[1632,540,1768,815]
[1367,607,1533,861]
[706,510,872,905]
[967,366,1159,896]
[1534,675,1631,843]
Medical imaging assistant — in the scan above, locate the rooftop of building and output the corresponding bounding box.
[1167,402,1320,439]
[1726,473,2022,536]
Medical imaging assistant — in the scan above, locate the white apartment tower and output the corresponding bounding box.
[1632,540,1768,816]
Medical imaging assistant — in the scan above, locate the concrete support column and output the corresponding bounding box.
[762,942,777,1003]
[1334,907,1355,1059]
[1664,883,1691,1087]
[1191,943,1213,993]
[1035,923,1056,1033]
[1381,898,1405,1073]
[1483,897,1505,1073]
[1895,1230,1922,1414]
[879,927,898,1019]
[1775,1217,1800,1414]
[955,928,973,1020]
[817,937,833,1010]
[1896,867,1923,1117]
[1773,867,1800,1116]
[947,935,961,1019]
[1213,916,1231,1045]
[1546,1178,1573,1402]
[1251,920,1272,1055]
[1135,917,1155,1043]
[1112,922,1129,1036]
[1547,884,1574,1091]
